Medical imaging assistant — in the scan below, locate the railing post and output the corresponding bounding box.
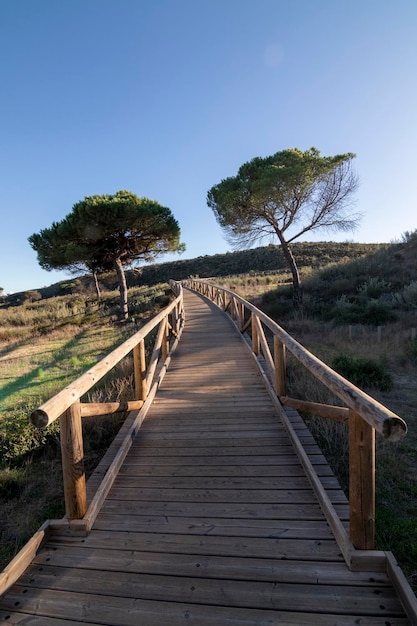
[239,302,245,331]
[274,336,286,397]
[162,317,170,360]
[59,400,87,520]
[235,300,243,329]
[251,313,260,355]
[134,340,147,401]
[349,409,375,549]
[171,304,178,337]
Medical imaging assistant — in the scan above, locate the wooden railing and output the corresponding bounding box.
[185,279,408,556]
[30,281,184,523]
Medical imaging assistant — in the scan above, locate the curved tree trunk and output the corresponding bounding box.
[277,234,302,309]
[114,257,129,320]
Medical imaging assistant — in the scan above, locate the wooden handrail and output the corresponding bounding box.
[185,278,408,551]
[31,288,183,429]
[30,281,184,521]
[185,279,407,441]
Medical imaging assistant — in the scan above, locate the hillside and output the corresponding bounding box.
[3,241,390,304]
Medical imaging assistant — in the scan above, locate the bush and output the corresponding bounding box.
[0,409,59,466]
[329,296,396,326]
[393,282,417,310]
[362,300,396,325]
[331,354,393,391]
[357,277,392,299]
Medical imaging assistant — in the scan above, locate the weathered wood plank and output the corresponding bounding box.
[116,461,336,476]
[7,568,406,616]
[49,529,343,561]
[86,513,336,539]
[33,545,389,585]
[105,486,347,504]
[110,474,342,490]
[1,590,410,626]
[125,444,320,456]
[99,499,350,520]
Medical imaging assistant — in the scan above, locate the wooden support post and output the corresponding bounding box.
[134,340,147,401]
[162,317,169,360]
[349,409,375,550]
[171,305,178,337]
[251,313,260,355]
[235,301,243,330]
[59,400,87,520]
[230,297,235,320]
[239,302,245,331]
[274,335,286,397]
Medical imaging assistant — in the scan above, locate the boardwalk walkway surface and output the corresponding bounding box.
[0,289,412,625]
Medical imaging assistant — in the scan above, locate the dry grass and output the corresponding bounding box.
[251,283,417,589]
[0,283,170,570]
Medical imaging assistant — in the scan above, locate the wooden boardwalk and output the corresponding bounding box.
[0,289,412,625]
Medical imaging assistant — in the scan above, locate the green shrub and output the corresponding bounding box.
[357,277,392,299]
[0,409,59,465]
[362,300,396,325]
[331,354,393,391]
[394,282,417,309]
[329,296,396,326]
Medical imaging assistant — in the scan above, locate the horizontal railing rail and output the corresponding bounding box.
[184,278,408,553]
[30,280,184,522]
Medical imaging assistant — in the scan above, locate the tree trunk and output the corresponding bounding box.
[92,271,101,301]
[277,235,302,309]
[114,257,129,320]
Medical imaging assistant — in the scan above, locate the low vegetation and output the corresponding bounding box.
[1,235,416,590]
[0,282,172,567]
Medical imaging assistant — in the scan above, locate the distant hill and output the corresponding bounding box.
[3,239,407,304]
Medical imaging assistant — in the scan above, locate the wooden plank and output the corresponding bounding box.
[49,529,343,561]
[88,513,335,539]
[105,486,347,504]
[99,500,350,521]
[0,614,99,626]
[120,453,332,467]
[8,568,407,616]
[125,444,320,456]
[34,545,389,585]
[135,428,310,440]
[386,551,417,624]
[280,396,350,423]
[0,521,50,597]
[140,416,282,429]
[116,461,336,477]
[110,475,341,490]
[1,589,410,626]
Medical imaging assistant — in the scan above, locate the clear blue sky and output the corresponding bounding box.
[1,0,416,294]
